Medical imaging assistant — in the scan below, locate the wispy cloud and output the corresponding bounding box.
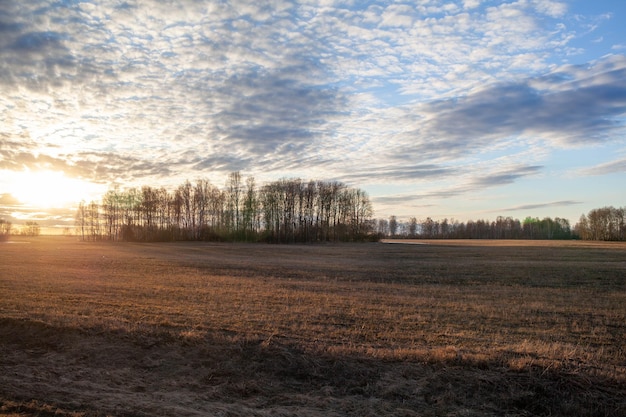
[498,200,583,212]
[372,164,543,205]
[470,165,543,187]
[580,157,626,176]
[409,55,626,156]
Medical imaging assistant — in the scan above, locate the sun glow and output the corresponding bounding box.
[7,170,103,208]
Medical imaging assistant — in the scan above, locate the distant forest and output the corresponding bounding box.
[379,215,573,240]
[74,173,374,243]
[382,206,626,241]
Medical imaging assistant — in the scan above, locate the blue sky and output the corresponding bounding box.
[1,0,625,231]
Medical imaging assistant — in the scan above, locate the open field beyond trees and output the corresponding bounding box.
[1,237,625,416]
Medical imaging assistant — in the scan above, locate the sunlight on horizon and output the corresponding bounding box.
[6,170,105,209]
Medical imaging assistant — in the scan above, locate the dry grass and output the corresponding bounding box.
[0,236,625,416]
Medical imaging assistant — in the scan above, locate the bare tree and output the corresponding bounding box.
[75,201,87,241]
[102,189,122,240]
[21,221,41,237]
[408,217,417,238]
[87,201,101,241]
[388,215,398,238]
[225,172,242,236]
[0,219,11,241]
[242,176,260,241]
[377,218,389,237]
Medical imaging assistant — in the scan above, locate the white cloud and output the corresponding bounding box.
[532,0,567,18]
[0,0,623,196]
[380,4,415,28]
[463,0,481,10]
[580,157,626,176]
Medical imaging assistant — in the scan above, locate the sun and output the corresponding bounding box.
[7,170,102,208]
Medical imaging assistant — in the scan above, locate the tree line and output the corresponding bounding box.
[0,220,41,240]
[377,215,573,240]
[75,173,375,243]
[378,205,626,241]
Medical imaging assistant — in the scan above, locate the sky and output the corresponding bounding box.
[1,0,626,232]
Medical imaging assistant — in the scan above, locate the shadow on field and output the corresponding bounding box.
[1,317,624,417]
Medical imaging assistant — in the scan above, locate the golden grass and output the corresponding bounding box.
[1,236,625,416]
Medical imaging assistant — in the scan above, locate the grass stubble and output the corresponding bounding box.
[0,237,624,416]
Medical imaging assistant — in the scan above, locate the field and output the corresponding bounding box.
[1,237,625,416]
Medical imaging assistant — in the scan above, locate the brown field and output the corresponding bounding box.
[1,237,625,416]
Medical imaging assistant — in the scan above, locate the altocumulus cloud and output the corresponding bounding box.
[0,0,625,207]
[0,0,354,181]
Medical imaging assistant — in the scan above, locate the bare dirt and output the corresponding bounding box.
[1,237,625,416]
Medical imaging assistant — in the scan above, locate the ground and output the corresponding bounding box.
[1,237,625,416]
